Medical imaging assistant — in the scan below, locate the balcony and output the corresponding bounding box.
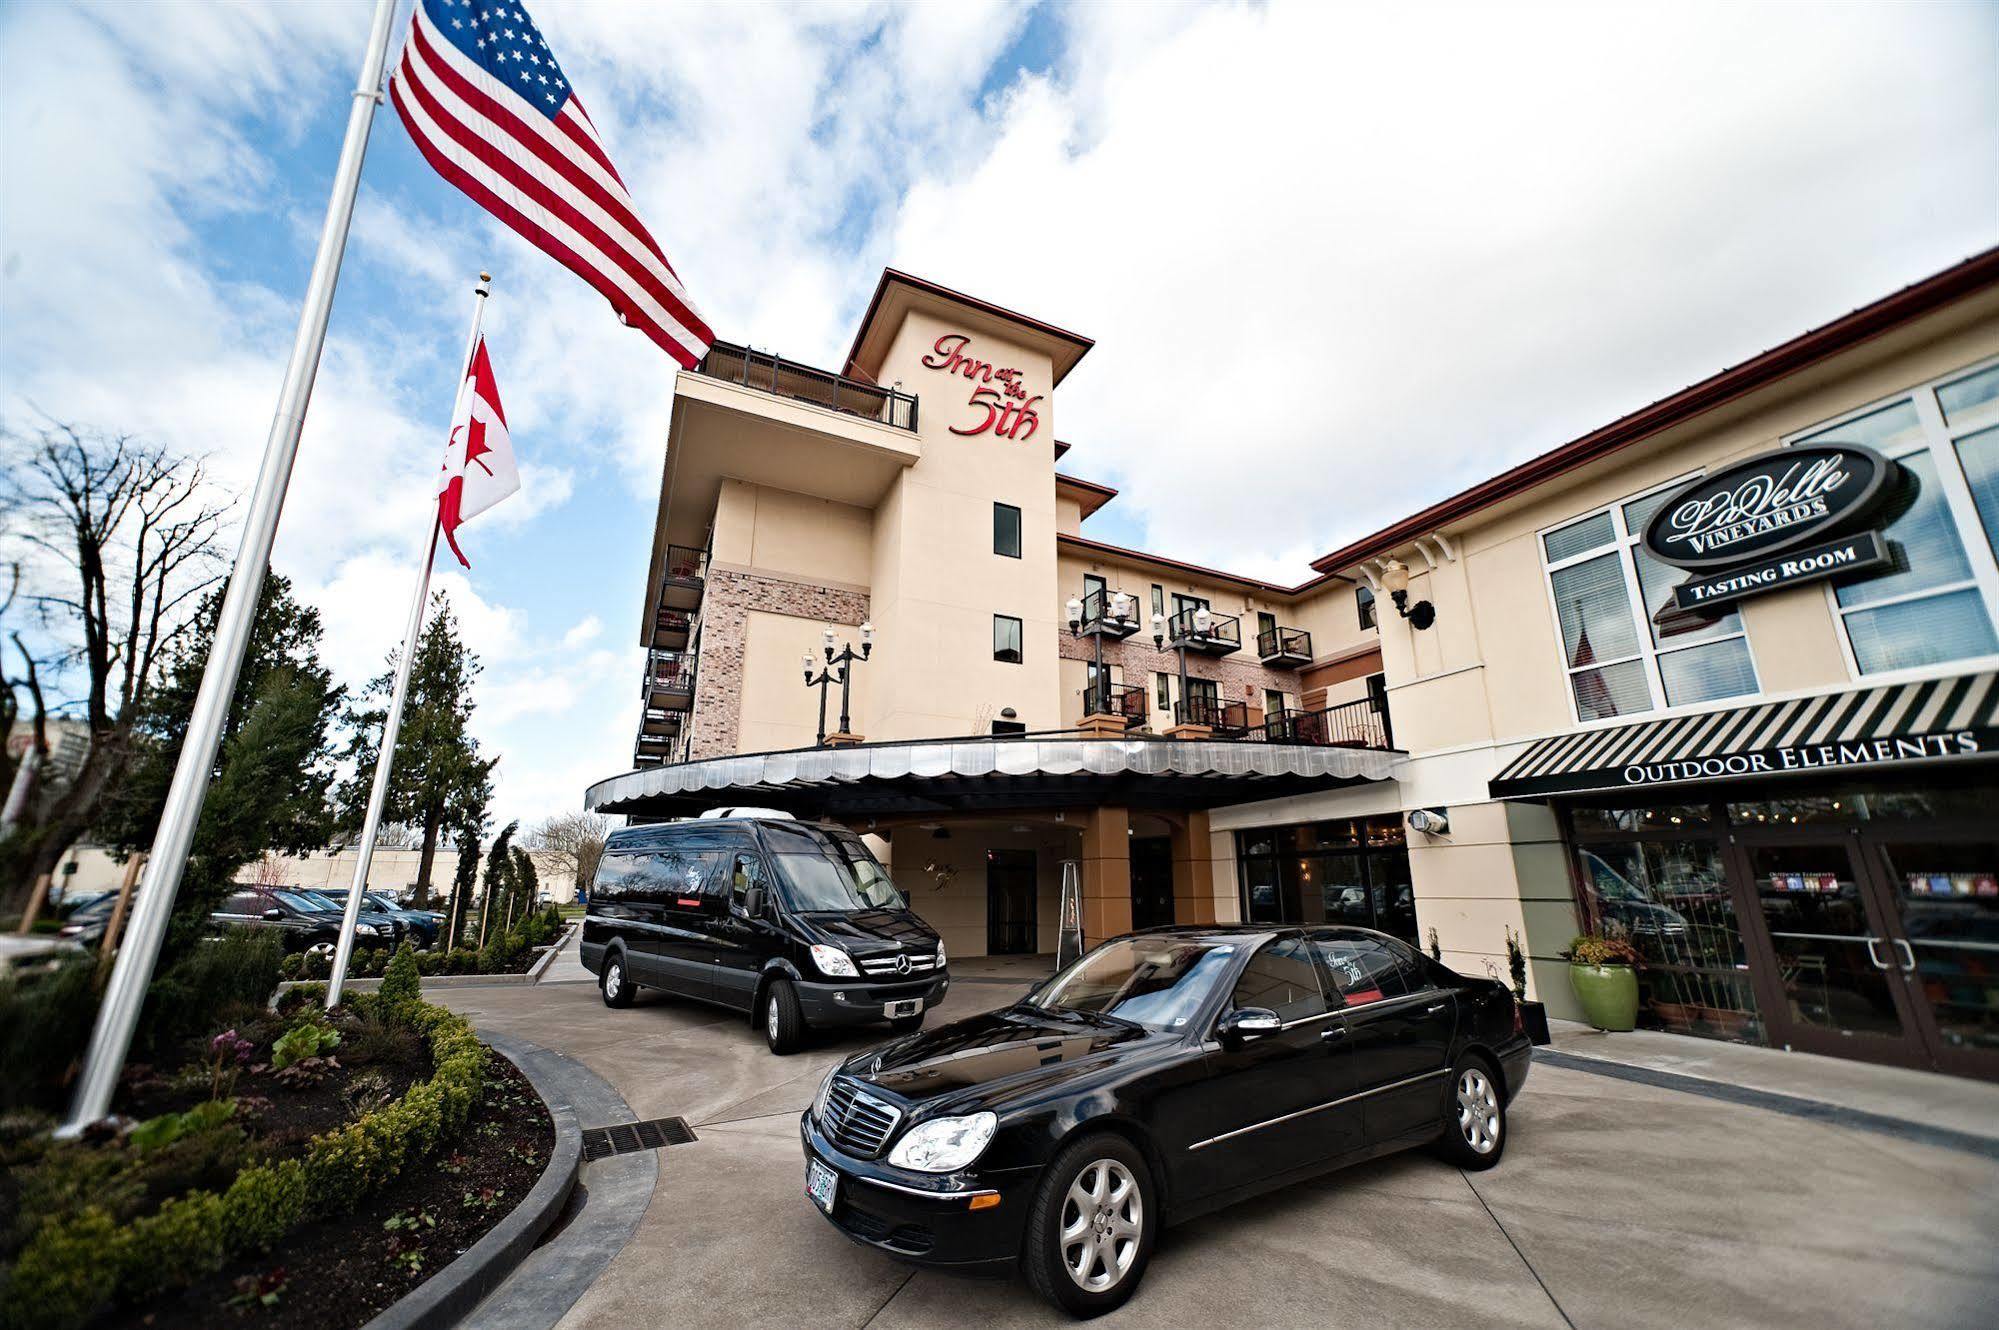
[1083,680,1150,728]
[634,734,677,766]
[1072,586,1141,639]
[660,544,706,613]
[639,708,683,739]
[695,340,918,433]
[643,649,697,711]
[1264,697,1393,750]
[651,607,693,650]
[1166,607,1241,656]
[1256,625,1313,669]
[1175,694,1251,738]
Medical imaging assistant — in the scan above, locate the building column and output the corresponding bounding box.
[1079,805,1132,948]
[1170,810,1218,925]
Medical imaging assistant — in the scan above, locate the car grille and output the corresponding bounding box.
[839,1204,934,1255]
[857,952,941,977]
[819,1077,901,1159]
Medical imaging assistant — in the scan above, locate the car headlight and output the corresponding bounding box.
[887,1112,996,1173]
[935,940,947,968]
[813,1066,840,1122]
[809,944,857,978]
[356,923,380,936]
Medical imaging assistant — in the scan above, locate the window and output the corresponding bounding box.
[993,614,1023,664]
[590,851,644,902]
[1083,572,1106,611]
[1172,592,1210,618]
[1150,584,1165,618]
[1183,676,1218,722]
[992,719,1027,735]
[1230,937,1326,1021]
[650,848,729,903]
[1357,584,1377,630]
[1234,819,1417,944]
[222,892,262,916]
[728,853,763,912]
[1792,370,1999,675]
[1539,479,1759,722]
[1264,688,1286,717]
[993,502,1022,558]
[1312,935,1425,1006]
[1256,611,1277,642]
[1154,672,1171,711]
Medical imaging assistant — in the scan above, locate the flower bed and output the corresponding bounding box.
[0,946,551,1330]
[278,905,568,982]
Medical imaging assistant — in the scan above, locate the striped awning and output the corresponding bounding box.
[1489,669,1999,800]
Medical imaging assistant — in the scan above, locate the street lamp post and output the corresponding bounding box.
[1066,590,1131,716]
[804,621,874,745]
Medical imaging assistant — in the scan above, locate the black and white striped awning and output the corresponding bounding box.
[1489,670,1999,800]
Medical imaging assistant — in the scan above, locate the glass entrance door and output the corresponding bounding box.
[1868,832,1999,1080]
[1734,839,1932,1069]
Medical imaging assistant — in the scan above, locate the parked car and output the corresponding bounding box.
[0,935,88,975]
[800,925,1530,1316]
[581,811,948,1053]
[54,893,121,949]
[209,886,403,956]
[308,888,443,949]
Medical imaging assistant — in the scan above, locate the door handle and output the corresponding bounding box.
[1863,937,1891,970]
[1426,1003,1448,1015]
[1891,939,1916,974]
[1319,1025,1349,1043]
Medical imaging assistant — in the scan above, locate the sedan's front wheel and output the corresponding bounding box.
[1023,1132,1156,1317]
[1434,1054,1506,1169]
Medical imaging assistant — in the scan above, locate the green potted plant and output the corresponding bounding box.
[1564,927,1641,1032]
[1504,927,1550,1045]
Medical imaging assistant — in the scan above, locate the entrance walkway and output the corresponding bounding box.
[439,970,1999,1329]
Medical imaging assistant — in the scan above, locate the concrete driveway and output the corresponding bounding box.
[440,972,1999,1330]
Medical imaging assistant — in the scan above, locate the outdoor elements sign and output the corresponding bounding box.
[1671,531,1890,611]
[1642,444,1899,571]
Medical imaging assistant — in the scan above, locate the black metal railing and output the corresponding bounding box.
[1176,694,1250,737]
[652,607,692,643]
[1264,697,1392,750]
[663,544,706,582]
[1166,607,1241,651]
[642,649,698,702]
[1256,625,1312,662]
[697,340,918,432]
[1084,680,1149,725]
[1079,586,1140,635]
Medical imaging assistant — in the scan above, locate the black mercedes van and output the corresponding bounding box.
[580,811,949,1053]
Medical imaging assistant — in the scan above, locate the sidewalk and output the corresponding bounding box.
[537,925,596,984]
[1542,1019,1999,1148]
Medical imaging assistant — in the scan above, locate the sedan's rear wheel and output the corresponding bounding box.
[1023,1133,1155,1317]
[1434,1054,1506,1169]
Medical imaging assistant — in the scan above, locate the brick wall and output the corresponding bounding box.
[688,569,871,760]
[1056,633,1304,718]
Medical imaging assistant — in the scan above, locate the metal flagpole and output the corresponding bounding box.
[60,0,401,1134]
[326,273,491,1008]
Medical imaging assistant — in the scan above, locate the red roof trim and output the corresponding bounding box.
[843,269,1095,382]
[1055,472,1118,519]
[1309,247,1999,574]
[1059,531,1339,597]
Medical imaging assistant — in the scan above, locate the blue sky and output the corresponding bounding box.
[3,0,1994,830]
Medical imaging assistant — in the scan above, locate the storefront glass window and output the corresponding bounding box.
[1937,362,1999,425]
[1234,817,1416,944]
[1876,838,1999,1057]
[1956,424,1999,560]
[1569,804,1711,834]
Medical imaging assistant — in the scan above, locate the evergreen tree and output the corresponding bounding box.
[100,574,342,955]
[478,820,517,949]
[339,592,494,909]
[510,844,540,931]
[446,820,483,951]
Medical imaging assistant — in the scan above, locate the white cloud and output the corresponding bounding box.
[562,615,605,649]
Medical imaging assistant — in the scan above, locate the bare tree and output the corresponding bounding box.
[0,421,229,911]
[526,810,611,895]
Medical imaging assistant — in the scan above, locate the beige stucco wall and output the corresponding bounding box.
[710,478,873,589]
[739,609,873,752]
[875,820,1078,958]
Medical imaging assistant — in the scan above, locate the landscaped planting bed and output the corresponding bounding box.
[0,946,553,1330]
[279,904,569,982]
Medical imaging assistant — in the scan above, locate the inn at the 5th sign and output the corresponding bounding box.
[922,334,1043,441]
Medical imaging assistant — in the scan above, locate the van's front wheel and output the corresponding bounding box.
[763,978,805,1054]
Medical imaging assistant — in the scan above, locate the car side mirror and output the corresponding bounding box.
[1218,1007,1282,1045]
[262,908,283,921]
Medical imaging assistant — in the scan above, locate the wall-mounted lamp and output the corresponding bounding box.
[1378,558,1435,630]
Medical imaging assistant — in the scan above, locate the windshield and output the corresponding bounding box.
[771,840,904,912]
[1026,936,1238,1032]
[276,891,332,913]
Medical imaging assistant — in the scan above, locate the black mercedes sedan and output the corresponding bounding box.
[800,924,1530,1316]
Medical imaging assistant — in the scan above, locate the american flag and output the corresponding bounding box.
[390,0,713,367]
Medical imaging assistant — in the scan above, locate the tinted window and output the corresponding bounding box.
[1313,934,1427,1005]
[592,850,648,903]
[994,502,1022,558]
[1230,937,1326,1021]
[993,614,1023,664]
[274,891,326,913]
[1028,935,1239,1031]
[728,852,765,911]
[649,848,729,903]
[221,892,262,915]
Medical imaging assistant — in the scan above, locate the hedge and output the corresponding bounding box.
[2,999,487,1330]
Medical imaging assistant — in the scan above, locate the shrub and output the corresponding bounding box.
[275,982,326,1016]
[116,1191,226,1296]
[129,1099,236,1152]
[377,943,421,1026]
[1566,932,1641,967]
[4,1207,118,1330]
[219,1157,305,1252]
[137,930,284,1060]
[277,952,303,981]
[269,1020,341,1070]
[0,961,99,1113]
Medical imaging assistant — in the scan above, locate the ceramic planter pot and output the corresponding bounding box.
[1569,963,1638,1032]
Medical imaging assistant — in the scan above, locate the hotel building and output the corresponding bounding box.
[588,251,1999,1080]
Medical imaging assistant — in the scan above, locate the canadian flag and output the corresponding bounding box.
[436,336,520,567]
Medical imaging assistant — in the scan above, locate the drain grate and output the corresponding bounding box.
[581,1116,698,1161]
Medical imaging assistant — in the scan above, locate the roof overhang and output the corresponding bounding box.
[1055,473,1119,520]
[1489,670,1998,801]
[588,737,1399,820]
[844,270,1094,388]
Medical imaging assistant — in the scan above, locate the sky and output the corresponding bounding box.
[2,0,1994,833]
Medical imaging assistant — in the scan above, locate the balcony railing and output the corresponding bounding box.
[1166,607,1241,656]
[1076,586,1141,638]
[696,340,918,432]
[1175,694,1251,738]
[1264,697,1393,750]
[642,649,698,710]
[1256,625,1312,667]
[639,707,683,738]
[651,607,693,649]
[660,544,707,613]
[1084,679,1150,726]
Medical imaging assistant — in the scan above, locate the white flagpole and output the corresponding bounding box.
[61,0,401,1135]
[326,272,491,1008]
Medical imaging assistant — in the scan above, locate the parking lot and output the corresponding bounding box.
[439,959,1999,1330]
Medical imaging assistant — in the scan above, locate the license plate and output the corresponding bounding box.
[807,1158,838,1213]
[884,998,921,1019]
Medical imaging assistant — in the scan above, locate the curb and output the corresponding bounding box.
[360,1038,584,1330]
[526,925,577,983]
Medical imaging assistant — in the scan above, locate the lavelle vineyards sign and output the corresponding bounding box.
[1642,445,1900,611]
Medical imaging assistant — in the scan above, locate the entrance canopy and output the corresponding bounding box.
[587,735,1398,820]
[1489,670,1998,801]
